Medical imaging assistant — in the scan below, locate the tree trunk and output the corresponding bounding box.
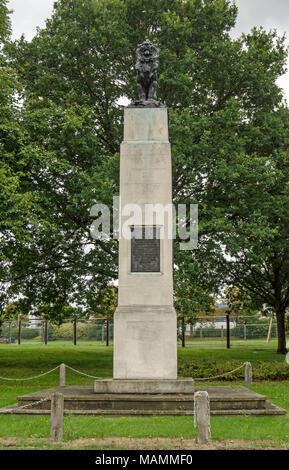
[276,307,287,354]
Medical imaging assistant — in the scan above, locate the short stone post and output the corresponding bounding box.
[59,363,66,386]
[244,362,252,386]
[194,391,211,445]
[50,392,64,442]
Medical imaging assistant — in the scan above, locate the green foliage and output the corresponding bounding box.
[18,328,39,340]
[88,285,118,319]
[49,321,108,341]
[36,303,78,324]
[0,0,289,355]
[179,359,289,381]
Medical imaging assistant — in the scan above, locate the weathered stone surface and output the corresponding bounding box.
[123,107,168,141]
[194,391,211,445]
[59,363,66,386]
[244,361,253,386]
[114,107,177,380]
[50,392,64,442]
[94,378,194,394]
[113,306,177,379]
[1,385,285,416]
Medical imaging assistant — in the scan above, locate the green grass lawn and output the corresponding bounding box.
[0,343,288,449]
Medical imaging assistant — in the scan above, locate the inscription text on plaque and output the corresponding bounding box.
[131,226,160,273]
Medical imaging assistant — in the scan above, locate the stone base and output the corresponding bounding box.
[113,305,177,379]
[3,385,287,416]
[93,378,194,394]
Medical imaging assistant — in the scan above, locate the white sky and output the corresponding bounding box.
[7,0,289,101]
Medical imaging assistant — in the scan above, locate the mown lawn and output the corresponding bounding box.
[0,343,288,449]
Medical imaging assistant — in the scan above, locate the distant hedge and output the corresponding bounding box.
[189,324,276,339]
[47,322,111,341]
[179,360,289,381]
[10,328,39,340]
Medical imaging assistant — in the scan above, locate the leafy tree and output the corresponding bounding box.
[1,0,288,353]
[89,285,118,319]
[36,301,77,324]
[209,107,289,353]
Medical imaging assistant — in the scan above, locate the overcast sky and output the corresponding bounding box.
[7,0,289,101]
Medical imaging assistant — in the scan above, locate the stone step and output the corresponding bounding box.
[17,395,267,411]
[10,385,287,416]
[16,385,270,412]
[0,402,286,417]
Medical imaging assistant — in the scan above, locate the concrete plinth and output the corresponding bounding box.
[94,377,194,394]
[3,385,286,416]
[114,106,177,380]
[113,306,177,379]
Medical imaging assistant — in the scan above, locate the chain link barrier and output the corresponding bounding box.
[194,363,245,381]
[64,364,101,379]
[0,365,60,381]
[5,396,50,414]
[0,363,100,381]
[0,362,246,384]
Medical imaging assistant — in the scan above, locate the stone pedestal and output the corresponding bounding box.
[113,107,177,380]
[94,378,194,394]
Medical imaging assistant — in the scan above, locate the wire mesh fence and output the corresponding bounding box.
[0,318,113,345]
[0,315,279,347]
[177,316,278,347]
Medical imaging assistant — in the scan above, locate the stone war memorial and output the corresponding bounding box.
[94,39,193,394]
[3,41,286,418]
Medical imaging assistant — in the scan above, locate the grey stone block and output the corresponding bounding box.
[94,378,194,394]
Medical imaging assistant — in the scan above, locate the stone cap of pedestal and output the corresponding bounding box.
[115,305,175,313]
[123,107,168,142]
[94,378,194,394]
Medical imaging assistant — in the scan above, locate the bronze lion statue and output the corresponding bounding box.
[135,40,161,106]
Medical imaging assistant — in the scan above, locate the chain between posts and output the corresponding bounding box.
[0,363,100,381]
[194,363,246,381]
[0,362,247,383]
[64,364,101,379]
[5,396,50,414]
[0,365,61,381]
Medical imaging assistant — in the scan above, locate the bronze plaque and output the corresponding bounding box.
[131,226,160,273]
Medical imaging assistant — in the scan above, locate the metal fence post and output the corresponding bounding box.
[106,318,109,346]
[18,319,21,345]
[226,314,230,349]
[73,319,77,346]
[50,392,64,442]
[44,320,48,345]
[194,391,211,445]
[8,322,12,344]
[244,324,247,341]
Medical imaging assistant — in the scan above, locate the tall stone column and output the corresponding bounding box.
[113,106,177,380]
